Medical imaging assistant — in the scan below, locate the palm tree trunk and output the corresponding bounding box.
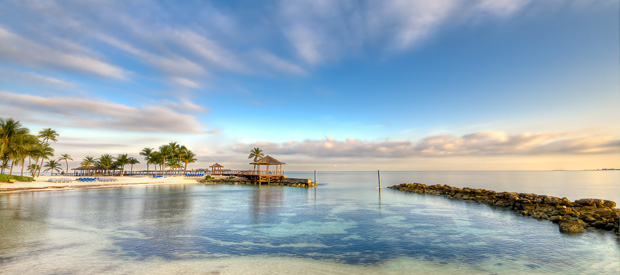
[10,161,14,175]
[20,157,25,176]
[37,158,44,177]
[162,157,166,175]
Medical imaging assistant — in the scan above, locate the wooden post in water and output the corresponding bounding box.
[314,170,317,184]
[378,170,382,189]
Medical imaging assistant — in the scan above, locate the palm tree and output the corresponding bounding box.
[167,158,180,174]
[59,154,73,175]
[167,142,181,174]
[181,150,197,174]
[140,147,154,173]
[116,154,130,176]
[176,145,188,175]
[35,143,54,177]
[14,134,37,176]
[248,147,264,173]
[44,160,62,175]
[37,128,59,144]
[128,157,140,175]
[81,156,95,176]
[98,154,113,175]
[159,144,172,175]
[248,147,264,162]
[81,156,95,167]
[27,164,39,177]
[0,118,29,160]
[37,128,58,177]
[1,118,30,175]
[109,163,120,175]
[0,157,9,174]
[150,151,162,174]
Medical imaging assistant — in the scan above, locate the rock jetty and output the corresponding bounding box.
[388,183,619,234]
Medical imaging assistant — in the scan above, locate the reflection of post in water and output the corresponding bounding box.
[250,186,284,224]
[307,185,317,205]
[378,188,382,210]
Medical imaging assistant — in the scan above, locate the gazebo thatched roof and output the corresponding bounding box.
[250,155,286,165]
[209,163,223,168]
[72,165,105,170]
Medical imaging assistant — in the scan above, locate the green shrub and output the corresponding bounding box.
[205,175,212,180]
[0,174,35,183]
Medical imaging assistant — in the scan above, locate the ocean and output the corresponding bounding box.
[1,171,618,274]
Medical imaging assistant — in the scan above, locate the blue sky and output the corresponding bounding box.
[1,0,618,170]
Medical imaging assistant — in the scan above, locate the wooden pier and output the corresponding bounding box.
[209,170,285,184]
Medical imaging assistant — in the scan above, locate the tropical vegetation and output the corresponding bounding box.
[0,118,60,180]
[248,147,264,172]
[0,174,35,183]
[2,117,201,178]
[248,147,264,162]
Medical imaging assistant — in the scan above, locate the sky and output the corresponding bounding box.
[1,0,618,171]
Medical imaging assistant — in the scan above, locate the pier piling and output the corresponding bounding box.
[314,170,317,184]
[378,170,382,189]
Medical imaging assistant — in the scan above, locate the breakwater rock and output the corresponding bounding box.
[388,183,619,234]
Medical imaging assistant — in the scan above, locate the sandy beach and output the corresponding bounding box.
[0,175,204,194]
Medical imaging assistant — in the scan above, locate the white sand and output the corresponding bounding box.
[0,175,203,193]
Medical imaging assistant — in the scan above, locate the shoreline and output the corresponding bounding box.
[0,175,202,194]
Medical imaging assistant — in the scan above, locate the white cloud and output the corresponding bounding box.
[475,0,532,17]
[0,27,128,79]
[277,0,533,63]
[278,0,363,64]
[234,131,619,158]
[255,51,306,75]
[170,77,201,89]
[0,90,209,133]
[368,0,457,50]
[96,34,205,76]
[172,29,246,73]
[0,70,75,88]
[159,98,208,113]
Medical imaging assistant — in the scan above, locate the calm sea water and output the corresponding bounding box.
[1,171,618,274]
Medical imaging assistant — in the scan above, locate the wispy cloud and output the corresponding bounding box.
[171,29,246,73]
[96,34,206,76]
[0,27,128,79]
[276,0,534,63]
[234,131,620,158]
[278,0,365,64]
[1,0,539,84]
[0,90,209,134]
[0,70,75,88]
[254,51,307,76]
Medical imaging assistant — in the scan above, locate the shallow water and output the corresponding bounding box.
[0,171,618,274]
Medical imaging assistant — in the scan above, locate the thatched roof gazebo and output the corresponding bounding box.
[250,155,286,175]
[209,163,224,175]
[71,165,106,176]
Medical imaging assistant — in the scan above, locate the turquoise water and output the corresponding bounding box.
[0,171,618,274]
